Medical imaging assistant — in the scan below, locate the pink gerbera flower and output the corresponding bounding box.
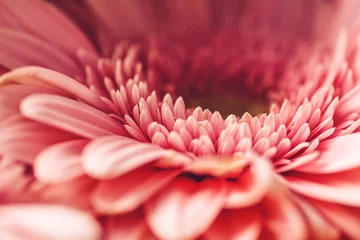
[2,0,360,239]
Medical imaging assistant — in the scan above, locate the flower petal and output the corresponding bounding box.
[105,210,157,240]
[0,116,75,163]
[0,67,110,112]
[82,136,169,179]
[0,29,83,76]
[204,207,262,240]
[296,133,360,173]
[310,199,360,240]
[0,84,59,122]
[0,0,96,54]
[145,178,227,240]
[286,168,360,207]
[35,140,89,183]
[91,165,180,214]
[225,154,273,208]
[21,94,127,138]
[261,180,309,240]
[292,196,340,240]
[0,204,101,240]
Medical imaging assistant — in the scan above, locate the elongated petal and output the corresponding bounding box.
[0,116,75,163]
[286,168,360,207]
[296,133,360,173]
[205,207,262,240]
[0,84,59,121]
[105,210,157,240]
[0,0,96,54]
[311,199,360,240]
[261,180,309,240]
[83,136,169,179]
[35,140,89,183]
[0,67,110,112]
[225,155,273,208]
[292,196,340,240]
[21,94,126,138]
[0,29,83,76]
[145,178,227,240]
[0,204,101,240]
[92,166,180,214]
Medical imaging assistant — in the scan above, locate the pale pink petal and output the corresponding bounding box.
[296,133,360,173]
[91,166,180,214]
[35,140,89,183]
[21,94,127,138]
[261,180,309,240]
[0,116,75,163]
[0,29,83,76]
[311,199,360,240]
[286,168,360,207]
[0,0,96,54]
[0,67,110,112]
[145,178,227,240]
[0,84,59,121]
[0,204,101,240]
[82,136,169,179]
[204,207,262,240]
[225,155,273,208]
[292,196,340,240]
[105,210,157,240]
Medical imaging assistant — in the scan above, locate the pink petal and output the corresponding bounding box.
[145,178,227,240]
[0,0,96,54]
[0,204,101,240]
[0,84,59,122]
[204,207,262,240]
[105,210,157,240]
[225,154,274,208]
[0,116,75,163]
[292,196,340,240]
[91,166,180,214]
[261,180,309,240]
[21,94,127,138]
[310,199,360,240]
[0,29,83,76]
[0,67,110,112]
[286,168,360,207]
[82,136,169,179]
[35,140,89,183]
[296,133,360,173]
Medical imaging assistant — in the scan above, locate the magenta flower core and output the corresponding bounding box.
[2,1,360,239]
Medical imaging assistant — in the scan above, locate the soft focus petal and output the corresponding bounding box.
[286,168,360,207]
[296,133,360,174]
[105,210,157,240]
[82,136,170,179]
[225,155,273,208]
[0,204,101,240]
[204,207,262,240]
[35,140,89,183]
[20,94,127,138]
[145,178,227,240]
[91,165,180,214]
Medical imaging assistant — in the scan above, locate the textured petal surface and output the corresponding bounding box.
[145,178,227,240]
[0,204,101,240]
[225,156,273,208]
[83,136,169,179]
[205,207,262,240]
[287,168,360,207]
[296,133,360,173]
[35,140,89,183]
[21,94,126,138]
[92,166,180,214]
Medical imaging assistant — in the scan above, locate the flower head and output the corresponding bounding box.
[2,0,360,239]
